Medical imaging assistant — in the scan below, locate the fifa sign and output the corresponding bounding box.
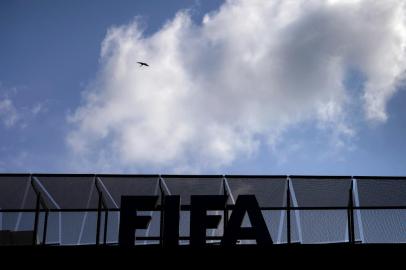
[119,195,273,247]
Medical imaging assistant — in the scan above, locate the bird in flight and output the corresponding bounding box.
[137,61,149,67]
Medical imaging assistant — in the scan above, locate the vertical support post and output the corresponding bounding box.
[159,177,165,247]
[347,182,355,244]
[352,177,365,243]
[223,178,228,234]
[96,192,102,245]
[95,177,108,245]
[286,179,291,245]
[103,209,108,245]
[33,193,40,246]
[160,193,165,246]
[42,209,49,245]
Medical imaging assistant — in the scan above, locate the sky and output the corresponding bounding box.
[0,0,406,176]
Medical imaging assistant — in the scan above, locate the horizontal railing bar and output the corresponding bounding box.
[1,206,406,212]
[135,236,223,241]
[225,175,288,179]
[288,175,351,179]
[0,173,406,180]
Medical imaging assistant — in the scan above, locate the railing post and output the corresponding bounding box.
[159,176,165,247]
[287,179,291,244]
[103,208,108,245]
[42,208,49,245]
[33,192,40,246]
[94,176,109,245]
[347,182,355,244]
[96,192,102,245]
[223,177,228,234]
[160,194,165,246]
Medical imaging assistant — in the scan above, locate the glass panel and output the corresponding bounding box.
[278,210,300,244]
[77,212,97,245]
[135,211,161,245]
[226,177,287,207]
[298,210,347,243]
[61,212,88,245]
[98,176,159,208]
[1,212,19,231]
[0,175,36,209]
[290,177,352,207]
[163,176,223,205]
[37,211,98,245]
[34,176,98,209]
[38,212,60,245]
[356,178,406,207]
[262,210,285,244]
[105,212,120,244]
[179,211,190,240]
[359,209,406,243]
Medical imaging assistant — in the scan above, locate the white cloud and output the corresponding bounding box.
[0,98,19,128]
[29,101,50,118]
[31,103,43,115]
[67,0,406,172]
[0,85,49,129]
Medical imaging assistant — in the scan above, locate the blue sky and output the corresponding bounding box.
[1,0,406,175]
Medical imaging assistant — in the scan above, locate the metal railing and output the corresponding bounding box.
[0,173,405,246]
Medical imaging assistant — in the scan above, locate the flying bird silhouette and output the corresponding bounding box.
[137,61,149,67]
